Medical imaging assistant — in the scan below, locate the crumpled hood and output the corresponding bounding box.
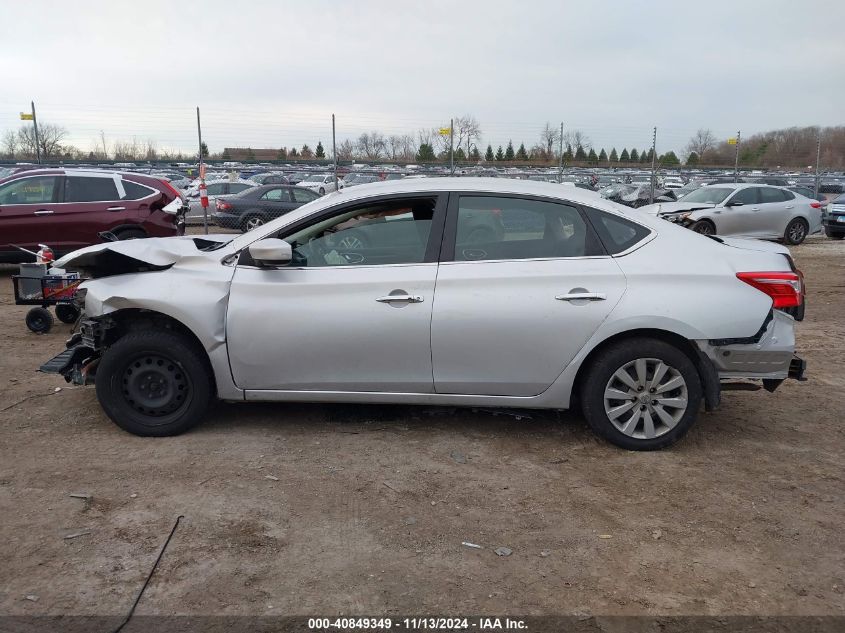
[640,201,717,216]
[54,234,234,277]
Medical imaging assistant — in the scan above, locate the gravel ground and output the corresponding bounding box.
[0,235,843,619]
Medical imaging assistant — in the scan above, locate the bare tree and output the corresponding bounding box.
[563,129,591,151]
[336,139,356,160]
[356,131,386,160]
[386,135,403,160]
[17,123,68,159]
[685,128,717,160]
[453,115,482,156]
[399,134,417,162]
[1,130,17,158]
[418,127,437,149]
[540,122,560,158]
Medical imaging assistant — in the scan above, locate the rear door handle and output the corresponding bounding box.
[106,206,126,212]
[34,209,53,215]
[376,294,424,304]
[785,205,794,209]
[556,292,607,301]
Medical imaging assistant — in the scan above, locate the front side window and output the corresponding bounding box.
[260,188,287,201]
[680,187,733,204]
[729,187,760,205]
[0,176,58,205]
[452,196,597,261]
[279,197,436,267]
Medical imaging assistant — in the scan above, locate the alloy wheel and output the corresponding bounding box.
[245,216,264,231]
[603,357,688,439]
[788,221,806,243]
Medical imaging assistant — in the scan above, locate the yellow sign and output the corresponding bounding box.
[20,112,33,120]
[439,127,451,135]
[727,137,738,145]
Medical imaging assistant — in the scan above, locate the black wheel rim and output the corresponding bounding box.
[121,353,192,423]
[28,312,49,331]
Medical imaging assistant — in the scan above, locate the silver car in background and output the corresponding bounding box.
[641,183,823,244]
[41,179,806,451]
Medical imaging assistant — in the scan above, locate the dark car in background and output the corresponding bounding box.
[823,193,845,239]
[249,172,290,185]
[213,184,320,231]
[0,169,185,262]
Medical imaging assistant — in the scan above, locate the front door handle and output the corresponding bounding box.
[556,292,607,302]
[34,209,53,216]
[106,206,126,211]
[376,294,424,304]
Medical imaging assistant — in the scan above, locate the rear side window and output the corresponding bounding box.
[589,209,651,255]
[121,180,156,200]
[760,188,786,203]
[229,183,252,194]
[292,188,317,203]
[65,177,119,202]
[782,190,795,200]
[260,188,288,201]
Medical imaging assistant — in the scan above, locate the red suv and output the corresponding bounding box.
[0,169,186,262]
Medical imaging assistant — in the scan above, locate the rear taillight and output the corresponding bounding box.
[216,199,231,211]
[810,201,821,209]
[736,271,802,308]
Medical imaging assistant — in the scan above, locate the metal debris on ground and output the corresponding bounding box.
[494,546,513,556]
[64,530,92,539]
[68,493,91,500]
[461,541,482,549]
[449,450,467,464]
[264,475,279,481]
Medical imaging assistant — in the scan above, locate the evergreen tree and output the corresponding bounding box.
[619,148,629,162]
[644,148,654,163]
[199,141,209,158]
[470,146,481,161]
[574,144,587,161]
[300,144,313,158]
[587,148,598,164]
[315,141,325,158]
[563,144,573,161]
[416,143,435,161]
[485,144,494,161]
[504,140,515,161]
[629,148,639,162]
[289,147,298,158]
[495,145,505,161]
[609,148,618,162]
[454,147,466,161]
[660,150,680,165]
[515,143,529,161]
[598,148,608,163]
[277,147,287,160]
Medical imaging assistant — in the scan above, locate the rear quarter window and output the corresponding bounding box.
[121,180,156,200]
[589,209,651,255]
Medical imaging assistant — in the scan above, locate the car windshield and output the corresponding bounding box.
[679,187,733,204]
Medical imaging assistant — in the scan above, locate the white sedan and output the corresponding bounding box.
[42,178,806,450]
[297,173,341,195]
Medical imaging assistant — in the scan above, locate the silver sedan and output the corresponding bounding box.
[43,179,807,450]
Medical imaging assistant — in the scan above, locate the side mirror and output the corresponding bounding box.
[726,200,743,207]
[248,238,292,267]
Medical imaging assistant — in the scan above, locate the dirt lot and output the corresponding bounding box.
[0,235,843,620]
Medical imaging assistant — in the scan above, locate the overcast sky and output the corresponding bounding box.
[1,0,842,156]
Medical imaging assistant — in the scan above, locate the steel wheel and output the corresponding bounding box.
[244,216,265,231]
[603,357,688,440]
[121,353,192,424]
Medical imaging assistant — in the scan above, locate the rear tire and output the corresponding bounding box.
[55,303,80,324]
[580,338,703,451]
[95,330,213,436]
[26,307,53,333]
[784,218,809,245]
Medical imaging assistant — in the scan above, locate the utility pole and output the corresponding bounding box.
[649,126,657,204]
[558,122,564,183]
[449,118,454,176]
[31,101,42,165]
[332,114,338,190]
[197,106,208,234]
[733,130,741,183]
[814,131,821,197]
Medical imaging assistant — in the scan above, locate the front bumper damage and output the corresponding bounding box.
[697,309,806,393]
[39,317,112,384]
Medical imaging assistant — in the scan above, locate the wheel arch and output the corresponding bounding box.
[110,223,148,237]
[570,327,719,414]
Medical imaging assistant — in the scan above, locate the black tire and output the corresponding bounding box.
[55,303,80,324]
[690,219,716,236]
[580,338,703,451]
[116,228,147,240]
[784,218,809,245]
[241,214,265,232]
[95,330,213,437]
[824,228,844,240]
[26,307,53,333]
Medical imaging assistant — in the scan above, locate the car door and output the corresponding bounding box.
[718,187,761,236]
[0,174,62,256]
[63,174,140,248]
[226,193,447,392]
[257,187,296,218]
[757,187,791,237]
[430,193,628,397]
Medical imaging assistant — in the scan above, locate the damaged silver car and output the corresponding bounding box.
[41,179,807,450]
